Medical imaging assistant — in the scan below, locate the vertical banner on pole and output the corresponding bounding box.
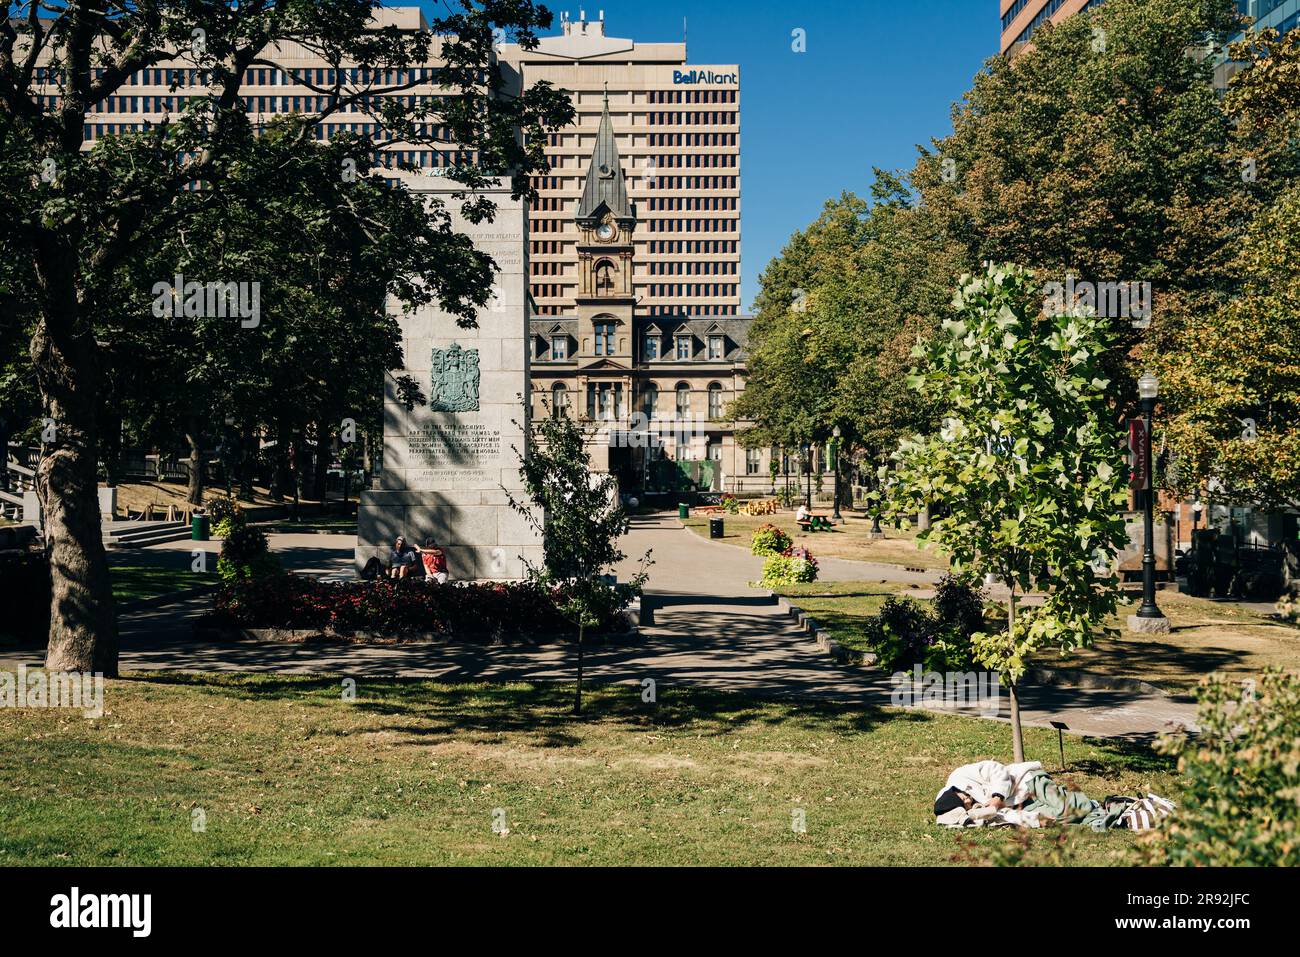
[1129,419,1149,491]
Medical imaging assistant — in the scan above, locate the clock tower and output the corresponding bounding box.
[573,88,636,438]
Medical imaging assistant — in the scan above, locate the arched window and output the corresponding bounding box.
[675,383,691,419]
[594,260,616,295]
[707,382,723,419]
[551,382,569,418]
[641,383,658,419]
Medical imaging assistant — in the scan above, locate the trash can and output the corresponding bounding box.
[192,515,210,541]
[678,503,690,520]
[709,517,724,539]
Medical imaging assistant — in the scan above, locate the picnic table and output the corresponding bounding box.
[796,512,834,532]
[694,504,726,516]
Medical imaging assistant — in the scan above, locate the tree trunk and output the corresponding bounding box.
[30,272,119,676]
[573,622,585,715]
[312,424,331,503]
[184,422,203,506]
[272,423,290,502]
[1007,586,1024,762]
[238,425,255,500]
[917,503,931,532]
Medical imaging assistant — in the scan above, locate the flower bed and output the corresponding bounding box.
[760,546,819,586]
[751,523,793,557]
[205,573,634,643]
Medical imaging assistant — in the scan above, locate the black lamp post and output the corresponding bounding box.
[1135,371,1166,624]
[803,444,812,509]
[831,426,843,522]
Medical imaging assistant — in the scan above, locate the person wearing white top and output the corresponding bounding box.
[934,759,1044,813]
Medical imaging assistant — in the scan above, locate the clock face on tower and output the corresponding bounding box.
[596,222,617,242]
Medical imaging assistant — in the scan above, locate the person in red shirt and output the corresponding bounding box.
[417,536,449,584]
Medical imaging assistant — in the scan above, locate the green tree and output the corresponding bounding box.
[0,1,573,674]
[508,411,650,715]
[1159,27,1300,510]
[914,0,1256,391]
[737,180,966,497]
[880,265,1130,762]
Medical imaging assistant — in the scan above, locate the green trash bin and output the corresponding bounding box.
[678,503,690,520]
[192,515,210,541]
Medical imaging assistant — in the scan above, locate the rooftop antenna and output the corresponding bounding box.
[683,16,688,58]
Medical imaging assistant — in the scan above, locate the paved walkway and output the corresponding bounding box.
[5,514,1192,743]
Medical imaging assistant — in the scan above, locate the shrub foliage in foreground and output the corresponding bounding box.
[211,574,627,641]
[1156,670,1300,866]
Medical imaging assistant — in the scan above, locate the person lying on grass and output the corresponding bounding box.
[932,759,1169,830]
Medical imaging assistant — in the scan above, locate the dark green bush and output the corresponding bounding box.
[863,574,984,672]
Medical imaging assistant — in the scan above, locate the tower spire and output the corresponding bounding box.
[576,87,633,222]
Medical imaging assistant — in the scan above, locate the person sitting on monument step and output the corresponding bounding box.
[389,536,419,579]
[416,536,449,585]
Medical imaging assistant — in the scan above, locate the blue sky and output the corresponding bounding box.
[416,0,994,311]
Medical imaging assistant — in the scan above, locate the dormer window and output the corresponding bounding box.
[643,334,659,360]
[708,335,724,359]
[551,335,568,360]
[675,335,692,360]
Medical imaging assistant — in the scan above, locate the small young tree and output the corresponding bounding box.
[508,411,650,715]
[879,264,1130,761]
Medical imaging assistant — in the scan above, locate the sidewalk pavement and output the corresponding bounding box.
[8,514,1190,742]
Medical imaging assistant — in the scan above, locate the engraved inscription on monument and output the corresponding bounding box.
[405,423,502,485]
[429,342,480,412]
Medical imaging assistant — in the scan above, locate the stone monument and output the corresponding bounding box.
[355,173,542,579]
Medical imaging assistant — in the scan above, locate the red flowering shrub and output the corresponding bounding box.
[211,573,627,641]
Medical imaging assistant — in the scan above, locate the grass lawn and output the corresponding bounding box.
[265,514,358,534]
[109,564,216,604]
[681,511,952,572]
[770,580,925,654]
[0,671,1173,866]
[1069,591,1300,694]
[773,578,1300,694]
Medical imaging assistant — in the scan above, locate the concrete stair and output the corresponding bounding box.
[103,520,192,549]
